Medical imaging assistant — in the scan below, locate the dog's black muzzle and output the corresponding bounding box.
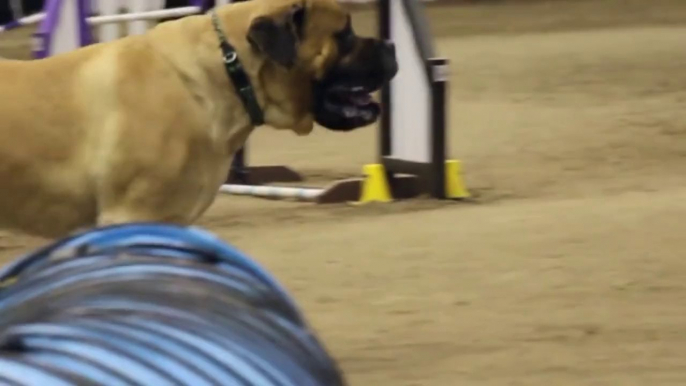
[313,39,398,132]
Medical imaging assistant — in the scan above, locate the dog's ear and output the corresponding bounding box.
[247,3,306,69]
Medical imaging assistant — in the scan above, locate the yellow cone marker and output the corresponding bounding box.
[358,163,392,203]
[444,159,470,199]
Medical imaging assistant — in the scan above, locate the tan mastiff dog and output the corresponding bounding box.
[0,0,398,238]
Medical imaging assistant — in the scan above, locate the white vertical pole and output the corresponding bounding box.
[126,0,152,36]
[89,0,98,15]
[98,0,121,42]
[50,0,82,56]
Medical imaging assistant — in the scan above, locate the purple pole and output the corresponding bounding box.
[77,0,93,47]
[32,0,61,58]
[32,0,93,59]
[190,0,208,9]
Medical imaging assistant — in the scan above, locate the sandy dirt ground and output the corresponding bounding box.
[1,0,686,384]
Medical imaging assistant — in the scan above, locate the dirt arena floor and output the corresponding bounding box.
[1,0,686,384]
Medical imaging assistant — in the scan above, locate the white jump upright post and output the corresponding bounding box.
[377,0,468,200]
[97,0,120,42]
[126,0,166,37]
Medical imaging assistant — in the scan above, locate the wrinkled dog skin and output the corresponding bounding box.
[0,0,398,238]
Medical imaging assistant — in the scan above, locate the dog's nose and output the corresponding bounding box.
[381,40,398,81]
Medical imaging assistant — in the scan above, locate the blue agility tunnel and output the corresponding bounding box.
[0,223,346,386]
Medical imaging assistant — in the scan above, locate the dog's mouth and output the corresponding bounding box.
[313,82,382,131]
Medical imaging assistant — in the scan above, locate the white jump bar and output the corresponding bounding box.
[0,12,45,32]
[14,12,46,25]
[87,6,202,25]
[219,184,324,201]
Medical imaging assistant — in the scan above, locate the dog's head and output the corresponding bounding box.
[239,0,398,134]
